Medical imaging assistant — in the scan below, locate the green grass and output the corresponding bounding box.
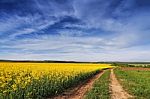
[84,70,110,99]
[114,68,150,99]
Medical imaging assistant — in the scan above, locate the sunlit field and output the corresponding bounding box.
[115,68,150,99]
[0,62,111,99]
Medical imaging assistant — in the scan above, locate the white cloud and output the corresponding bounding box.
[1,0,150,61]
[1,46,150,62]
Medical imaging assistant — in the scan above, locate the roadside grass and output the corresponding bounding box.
[84,70,110,99]
[114,68,150,99]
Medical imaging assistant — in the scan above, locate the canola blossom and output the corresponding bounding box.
[0,62,111,99]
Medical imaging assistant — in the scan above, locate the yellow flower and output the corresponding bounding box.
[12,84,17,91]
[0,62,112,97]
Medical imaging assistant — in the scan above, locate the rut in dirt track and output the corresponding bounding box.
[49,70,105,99]
[110,69,133,99]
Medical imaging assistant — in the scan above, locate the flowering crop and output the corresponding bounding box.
[0,62,111,99]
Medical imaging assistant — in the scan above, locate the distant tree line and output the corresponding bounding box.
[111,63,150,68]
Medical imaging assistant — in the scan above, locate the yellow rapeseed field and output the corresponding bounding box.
[0,62,111,99]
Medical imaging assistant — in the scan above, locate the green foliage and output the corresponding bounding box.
[0,70,100,99]
[84,70,110,99]
[111,63,129,67]
[114,68,150,99]
[128,64,150,68]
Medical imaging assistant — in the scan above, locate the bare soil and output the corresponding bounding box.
[48,70,105,99]
[121,67,150,71]
[110,69,133,99]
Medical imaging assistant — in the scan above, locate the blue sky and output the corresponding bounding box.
[0,0,150,61]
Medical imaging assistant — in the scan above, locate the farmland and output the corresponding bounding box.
[1,62,150,99]
[0,62,111,99]
[85,70,110,99]
[114,67,150,99]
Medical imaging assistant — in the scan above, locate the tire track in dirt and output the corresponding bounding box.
[110,69,133,99]
[48,70,105,99]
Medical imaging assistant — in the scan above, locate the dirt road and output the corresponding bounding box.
[49,70,105,99]
[110,69,133,99]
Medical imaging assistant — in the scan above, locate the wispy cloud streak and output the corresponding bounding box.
[0,0,150,61]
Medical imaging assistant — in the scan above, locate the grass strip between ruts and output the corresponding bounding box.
[85,70,111,99]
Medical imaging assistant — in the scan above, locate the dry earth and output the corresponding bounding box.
[110,69,133,99]
[48,70,105,99]
[121,67,150,71]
